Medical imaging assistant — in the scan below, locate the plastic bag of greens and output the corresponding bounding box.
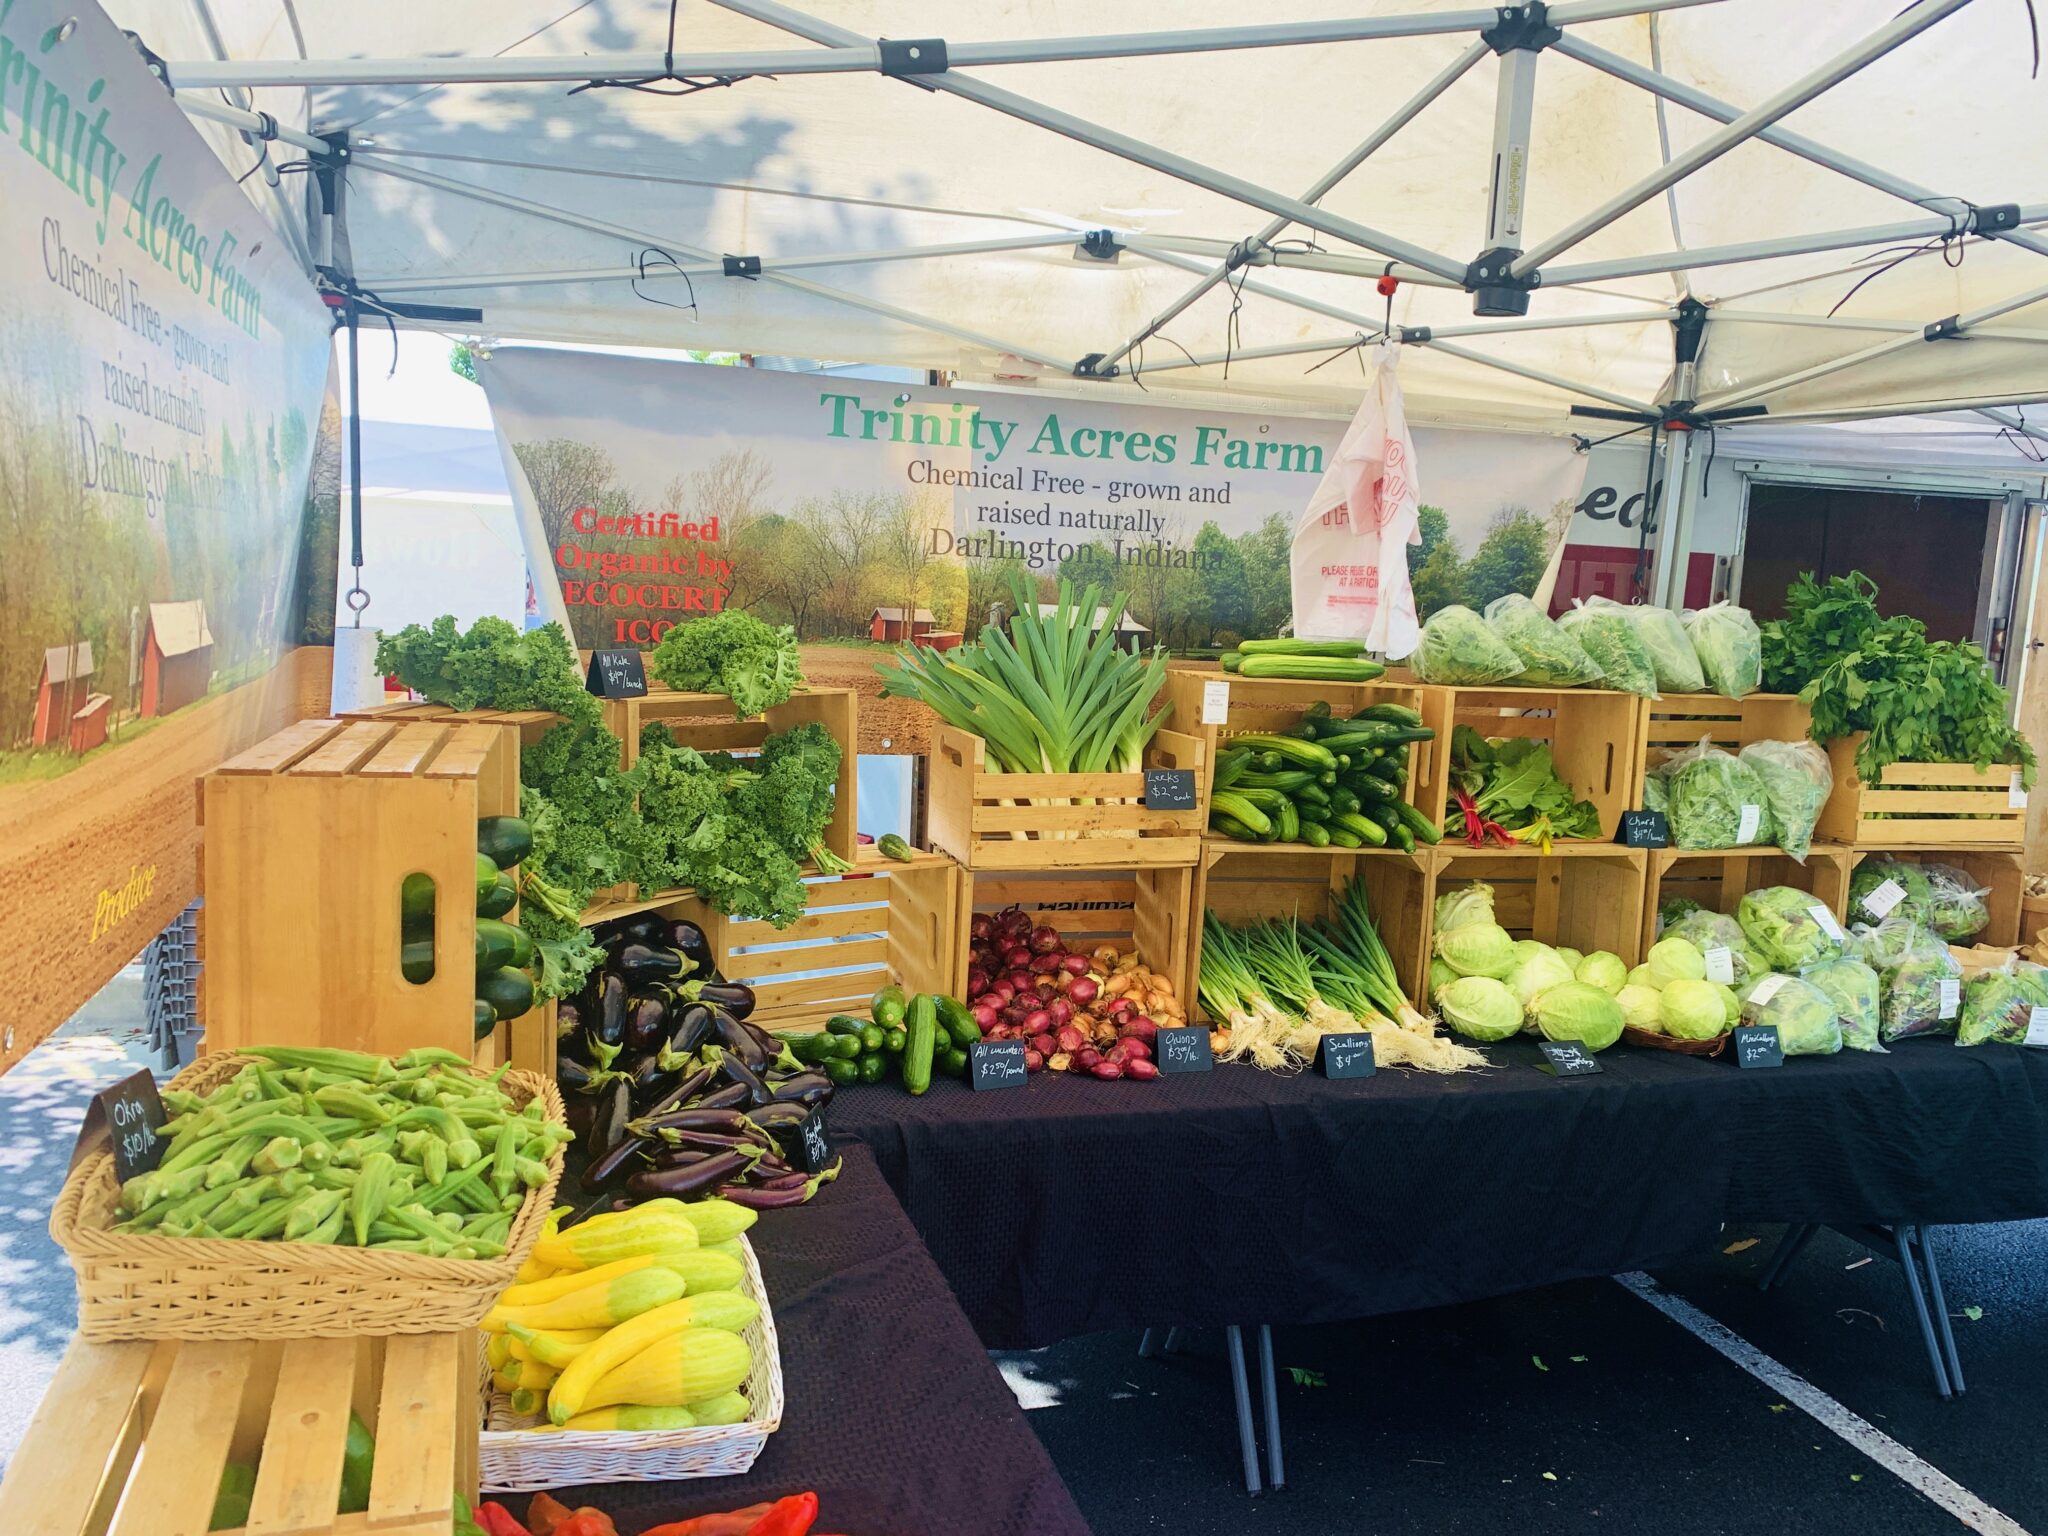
[1557,600,1657,696]
[1411,605,1526,686]
[1850,915,1963,1041]
[1801,956,1885,1051]
[1662,908,1761,986]
[1919,862,1992,942]
[1600,597,1707,694]
[1738,739,1832,862]
[1956,963,2048,1046]
[1738,884,1846,970]
[1657,893,1704,932]
[1483,594,1606,687]
[1683,601,1763,699]
[1738,972,1843,1056]
[1847,856,1933,927]
[1649,737,1776,849]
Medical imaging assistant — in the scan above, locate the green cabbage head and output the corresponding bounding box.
[1660,978,1729,1040]
[1438,976,1524,1043]
[1647,936,1707,986]
[1436,920,1517,979]
[1510,949,1579,1010]
[1575,951,1628,995]
[1616,984,1665,1031]
[1531,981,1625,1052]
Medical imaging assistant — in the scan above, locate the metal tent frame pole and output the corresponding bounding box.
[160,0,1724,87]
[1098,38,1490,372]
[1554,32,2048,269]
[348,155,1074,369]
[705,0,1470,281]
[1691,309,2048,343]
[1510,0,1977,279]
[179,93,332,156]
[185,0,315,273]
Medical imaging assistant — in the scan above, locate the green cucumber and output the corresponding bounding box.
[934,995,982,1048]
[871,985,908,1030]
[876,833,915,862]
[476,817,533,871]
[903,994,939,1096]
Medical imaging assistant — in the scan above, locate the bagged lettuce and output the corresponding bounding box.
[1738,885,1845,970]
[1411,605,1525,686]
[1738,972,1843,1056]
[1801,956,1884,1051]
[1661,908,1761,986]
[1919,862,1992,942]
[1649,737,1775,850]
[1610,600,1706,694]
[1956,964,2048,1047]
[1557,600,1658,697]
[1850,915,1962,1042]
[1683,601,1763,699]
[1484,594,1605,688]
[1738,739,1832,862]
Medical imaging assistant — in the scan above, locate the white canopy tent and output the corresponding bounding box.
[114,0,2048,600]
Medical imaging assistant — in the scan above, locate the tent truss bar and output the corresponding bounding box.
[1096,39,1490,372]
[1553,32,2048,269]
[1973,407,2048,446]
[1131,309,1667,373]
[705,0,1470,283]
[1542,204,2048,286]
[185,0,314,274]
[1708,309,2048,344]
[1699,276,2048,412]
[180,93,333,157]
[349,155,1074,370]
[159,0,1723,87]
[1510,0,1976,279]
[356,232,1090,294]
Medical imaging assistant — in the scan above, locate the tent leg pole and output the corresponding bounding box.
[1225,1326,1262,1494]
[1256,1323,1285,1491]
[1757,1223,1818,1292]
[1913,1227,1965,1395]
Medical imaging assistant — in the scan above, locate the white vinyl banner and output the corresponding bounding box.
[480,348,1588,653]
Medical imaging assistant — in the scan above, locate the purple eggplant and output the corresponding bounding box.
[720,1159,840,1207]
[653,1147,718,1169]
[555,1003,584,1043]
[667,1002,716,1057]
[693,980,756,1021]
[624,993,670,1054]
[556,1056,602,1094]
[746,1100,816,1134]
[587,1077,631,1159]
[625,1147,756,1199]
[641,1063,717,1121]
[623,1051,683,1106]
[693,1080,752,1112]
[631,1105,758,1137]
[613,912,671,948]
[713,1011,768,1073]
[658,1127,774,1156]
[717,1050,773,1108]
[669,920,717,978]
[618,944,686,987]
[580,1129,651,1192]
[594,975,628,1048]
[767,1072,833,1108]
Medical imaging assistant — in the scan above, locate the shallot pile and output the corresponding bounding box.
[964,905,1188,1082]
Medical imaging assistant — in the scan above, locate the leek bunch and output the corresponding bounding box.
[877,577,1173,778]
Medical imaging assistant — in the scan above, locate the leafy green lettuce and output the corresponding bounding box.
[1484,594,1605,687]
[1410,605,1525,685]
[1557,602,1658,697]
[1684,602,1763,699]
[1649,740,1775,849]
[1738,739,1831,861]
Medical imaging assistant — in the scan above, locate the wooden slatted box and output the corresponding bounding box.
[1426,846,1649,988]
[1815,736,2028,847]
[201,717,547,1074]
[1188,846,1432,1019]
[1643,692,1814,766]
[925,724,1208,869]
[1412,686,1648,842]
[0,1329,475,1536]
[955,865,1198,1012]
[581,847,958,1033]
[1639,845,1856,955]
[1840,847,2026,948]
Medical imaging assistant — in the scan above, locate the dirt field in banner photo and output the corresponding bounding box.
[0,649,332,1072]
[799,644,932,755]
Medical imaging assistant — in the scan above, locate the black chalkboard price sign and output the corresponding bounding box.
[1142,768,1198,811]
[585,648,649,699]
[71,1068,168,1181]
[1731,1024,1784,1070]
[1536,1040,1603,1077]
[1155,1026,1214,1074]
[1317,1032,1376,1080]
[969,1040,1029,1091]
[797,1108,832,1173]
[1617,809,1670,848]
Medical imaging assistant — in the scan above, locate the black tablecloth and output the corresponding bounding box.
[829,1038,2048,1349]
[533,1145,1090,1536]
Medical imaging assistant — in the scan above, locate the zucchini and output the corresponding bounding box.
[1298,819,1332,848]
[1237,655,1386,682]
[903,994,939,1096]
[477,875,518,919]
[1395,800,1444,845]
[402,872,436,930]
[473,999,497,1040]
[1220,733,1337,770]
[475,918,522,974]
[876,833,915,862]
[475,854,501,908]
[1237,638,1368,657]
[476,817,533,871]
[1210,792,1272,836]
[479,966,536,1020]
[401,940,436,985]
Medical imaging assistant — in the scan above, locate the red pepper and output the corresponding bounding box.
[635,1508,771,1536]
[525,1493,573,1536]
[743,1493,819,1536]
[555,1515,619,1536]
[477,1504,537,1536]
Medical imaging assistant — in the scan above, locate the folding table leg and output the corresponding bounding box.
[1890,1225,1952,1399]
[1255,1323,1285,1491]
[1162,1327,1185,1355]
[1137,1328,1159,1360]
[1756,1223,1818,1292]
[1224,1325,1262,1494]
[1912,1226,1965,1396]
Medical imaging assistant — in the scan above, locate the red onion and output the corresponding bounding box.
[1024,1049,1045,1073]
[1054,1024,1087,1054]
[989,981,1016,1004]
[1047,997,1074,1026]
[1030,924,1062,954]
[970,914,994,942]
[1034,977,1057,997]
[966,967,988,998]
[1122,1017,1159,1043]
[1030,952,1064,974]
[1005,945,1033,969]
[1028,1032,1056,1056]
[1066,976,1099,1007]
[1021,1008,1053,1034]
[1118,1036,1153,1061]
[971,1002,999,1029]
[1125,1058,1160,1081]
[1108,996,1135,1017]
[1006,969,1035,992]
[1106,1040,1133,1064]
[1060,953,1092,976]
[1088,1059,1123,1080]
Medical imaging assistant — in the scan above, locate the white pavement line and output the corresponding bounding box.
[994,1352,1063,1411]
[1615,1272,2034,1536]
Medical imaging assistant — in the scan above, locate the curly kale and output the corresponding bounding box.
[515,784,613,1000]
[375,616,600,731]
[745,721,849,873]
[647,611,803,719]
[520,726,642,896]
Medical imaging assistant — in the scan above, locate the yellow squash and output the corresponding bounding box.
[486,1266,685,1333]
[500,1255,659,1308]
[682,1391,750,1427]
[544,1290,753,1424]
[560,1405,696,1432]
[577,1329,752,1416]
[531,1202,698,1271]
[506,1324,607,1370]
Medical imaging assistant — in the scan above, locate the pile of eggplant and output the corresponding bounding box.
[559,910,840,1212]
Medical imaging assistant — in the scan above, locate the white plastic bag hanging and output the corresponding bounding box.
[1290,344,1421,656]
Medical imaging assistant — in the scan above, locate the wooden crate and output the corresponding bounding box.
[1644,692,1812,765]
[1640,844,1856,954]
[201,717,548,1075]
[0,1329,475,1536]
[1189,844,1432,1019]
[582,847,958,1034]
[955,864,1197,1009]
[926,724,1208,869]
[1841,847,2026,948]
[1413,686,1647,841]
[1160,668,1430,810]
[1426,846,1648,981]
[1815,738,2029,847]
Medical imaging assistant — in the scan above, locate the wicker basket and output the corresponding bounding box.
[478,1234,785,1490]
[1622,1025,1727,1057]
[50,1051,566,1341]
